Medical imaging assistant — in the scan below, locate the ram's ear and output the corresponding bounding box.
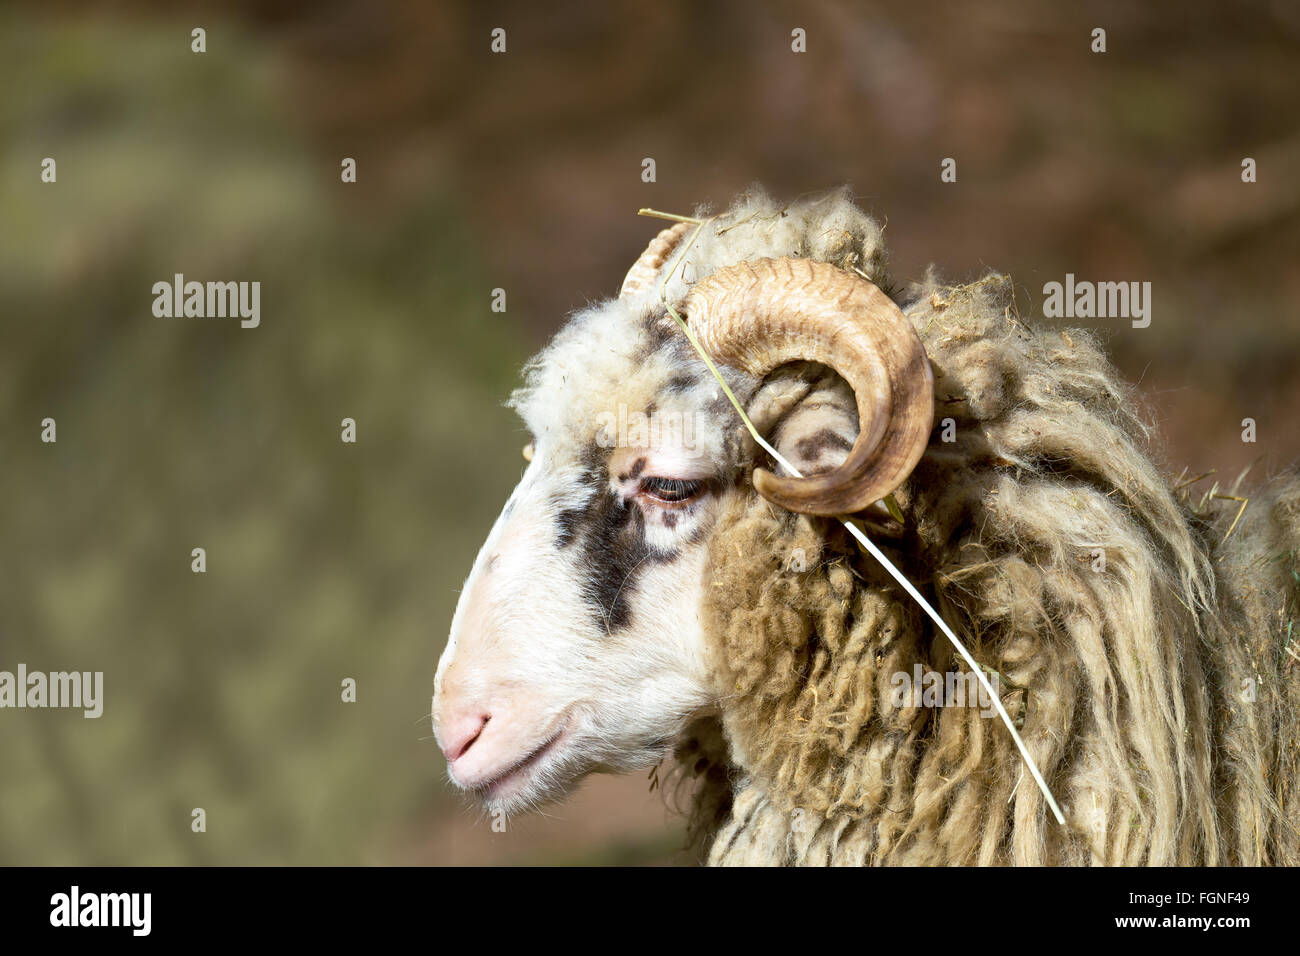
[746,362,860,480]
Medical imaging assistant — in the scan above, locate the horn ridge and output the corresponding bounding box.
[619,222,691,300]
[681,256,933,516]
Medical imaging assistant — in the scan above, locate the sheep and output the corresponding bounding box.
[432,187,1300,865]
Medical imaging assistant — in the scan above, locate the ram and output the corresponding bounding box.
[432,188,1300,865]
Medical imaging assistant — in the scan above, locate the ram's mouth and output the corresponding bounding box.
[469,714,576,804]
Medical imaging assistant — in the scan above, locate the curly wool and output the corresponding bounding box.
[682,273,1300,866]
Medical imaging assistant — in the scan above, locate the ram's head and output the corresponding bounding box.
[432,190,932,812]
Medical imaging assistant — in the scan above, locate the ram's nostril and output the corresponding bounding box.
[441,712,491,763]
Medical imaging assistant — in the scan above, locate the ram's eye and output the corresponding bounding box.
[640,477,704,504]
[522,441,534,462]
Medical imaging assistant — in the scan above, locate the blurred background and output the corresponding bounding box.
[1,0,1297,865]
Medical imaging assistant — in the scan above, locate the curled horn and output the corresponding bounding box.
[682,257,934,516]
[619,222,691,300]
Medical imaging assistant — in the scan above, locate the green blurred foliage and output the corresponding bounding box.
[0,12,528,863]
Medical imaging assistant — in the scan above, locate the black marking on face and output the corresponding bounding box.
[555,509,582,549]
[553,468,603,549]
[618,457,648,483]
[556,483,673,633]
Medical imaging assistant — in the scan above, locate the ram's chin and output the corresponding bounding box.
[457,719,593,815]
[467,733,676,816]
[473,751,589,815]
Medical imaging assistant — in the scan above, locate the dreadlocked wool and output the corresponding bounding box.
[678,270,1300,866]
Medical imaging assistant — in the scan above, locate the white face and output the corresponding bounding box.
[432,431,726,813]
[431,301,859,814]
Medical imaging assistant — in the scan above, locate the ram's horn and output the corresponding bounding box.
[619,222,691,300]
[682,257,934,516]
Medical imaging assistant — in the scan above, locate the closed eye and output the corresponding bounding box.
[640,477,704,504]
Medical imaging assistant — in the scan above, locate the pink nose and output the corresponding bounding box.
[439,711,491,763]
